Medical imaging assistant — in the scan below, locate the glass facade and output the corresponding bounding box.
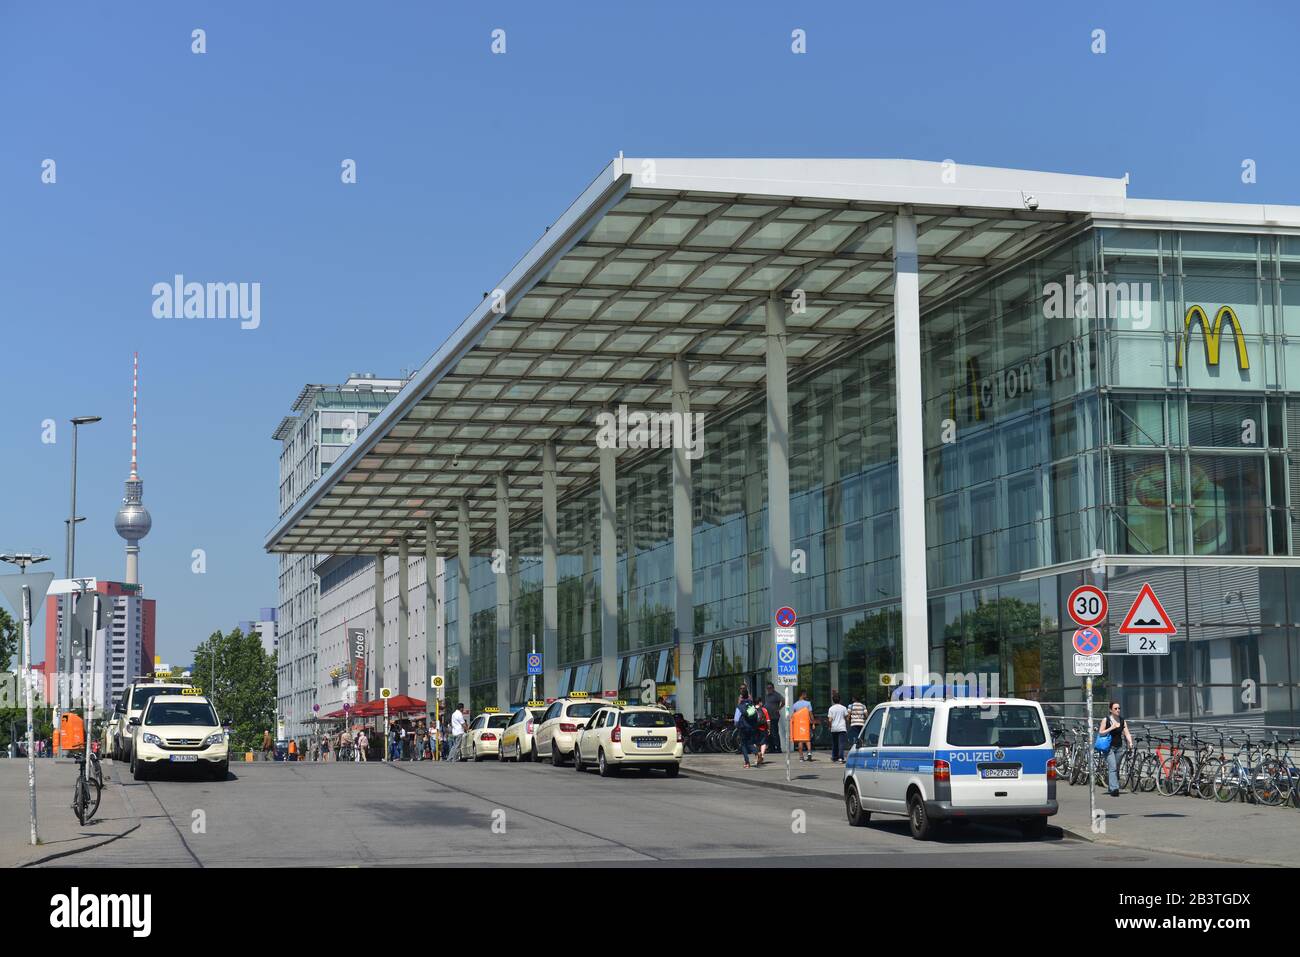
[444,226,1300,728]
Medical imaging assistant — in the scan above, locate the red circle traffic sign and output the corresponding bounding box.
[1067,585,1107,627]
[1072,627,1103,656]
[775,606,797,628]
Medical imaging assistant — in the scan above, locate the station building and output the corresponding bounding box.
[266,159,1300,728]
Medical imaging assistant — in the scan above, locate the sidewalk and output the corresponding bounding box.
[680,752,1299,867]
[0,760,138,867]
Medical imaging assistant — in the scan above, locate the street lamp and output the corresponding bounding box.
[63,416,101,716]
[0,551,50,846]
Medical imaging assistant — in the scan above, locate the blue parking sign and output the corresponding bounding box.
[776,642,799,679]
[527,653,543,675]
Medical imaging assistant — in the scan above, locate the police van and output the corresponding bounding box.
[843,688,1057,840]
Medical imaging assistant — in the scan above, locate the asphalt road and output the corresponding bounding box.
[57,758,1237,868]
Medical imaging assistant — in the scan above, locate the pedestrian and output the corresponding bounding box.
[755,698,771,766]
[791,690,814,761]
[827,690,848,764]
[1098,700,1133,797]
[763,682,784,754]
[287,738,297,762]
[340,727,353,761]
[847,691,868,749]
[450,702,467,756]
[356,728,368,762]
[321,733,331,762]
[261,729,273,762]
[732,685,761,769]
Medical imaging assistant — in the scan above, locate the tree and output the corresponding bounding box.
[191,627,276,754]
[0,606,17,673]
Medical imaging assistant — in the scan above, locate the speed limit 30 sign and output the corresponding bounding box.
[1067,584,1107,627]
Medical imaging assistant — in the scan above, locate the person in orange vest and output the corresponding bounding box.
[790,689,814,761]
[287,738,297,762]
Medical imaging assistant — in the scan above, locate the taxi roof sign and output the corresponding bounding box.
[526,699,545,708]
[482,706,501,713]
[568,692,589,698]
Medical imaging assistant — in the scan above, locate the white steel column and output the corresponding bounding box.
[456,499,472,708]
[372,553,386,699]
[425,518,438,706]
[495,473,511,708]
[893,209,930,680]
[671,359,696,720]
[397,537,409,696]
[542,443,559,700]
[599,443,618,694]
[766,294,792,691]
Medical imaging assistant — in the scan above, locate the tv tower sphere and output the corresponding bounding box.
[114,353,151,584]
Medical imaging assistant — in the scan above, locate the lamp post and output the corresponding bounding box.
[62,416,101,718]
[1,551,50,846]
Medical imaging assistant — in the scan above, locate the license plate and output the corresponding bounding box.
[633,737,666,748]
[978,764,1020,779]
[169,754,198,762]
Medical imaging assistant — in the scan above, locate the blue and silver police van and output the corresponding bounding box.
[843,686,1057,840]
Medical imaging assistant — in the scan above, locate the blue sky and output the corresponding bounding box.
[2,1,1296,664]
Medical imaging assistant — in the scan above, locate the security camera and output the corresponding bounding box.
[1022,192,1039,210]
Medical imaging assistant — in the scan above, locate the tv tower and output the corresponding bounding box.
[114,353,152,585]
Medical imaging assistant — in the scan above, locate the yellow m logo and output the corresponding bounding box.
[1177,305,1249,371]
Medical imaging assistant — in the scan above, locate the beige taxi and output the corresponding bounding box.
[460,709,514,761]
[499,703,547,762]
[573,704,682,777]
[535,694,609,766]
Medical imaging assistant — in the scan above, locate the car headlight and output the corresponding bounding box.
[142,733,163,746]
[203,731,227,747]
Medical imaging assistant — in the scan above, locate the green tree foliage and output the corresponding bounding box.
[191,627,275,754]
[0,606,17,673]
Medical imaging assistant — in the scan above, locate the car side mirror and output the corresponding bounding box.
[128,717,140,727]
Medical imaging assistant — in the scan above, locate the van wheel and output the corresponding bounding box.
[1018,817,1048,840]
[907,793,935,840]
[845,782,871,827]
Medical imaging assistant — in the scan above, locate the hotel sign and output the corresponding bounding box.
[1177,305,1249,372]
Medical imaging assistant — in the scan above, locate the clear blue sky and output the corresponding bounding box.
[2,1,1296,665]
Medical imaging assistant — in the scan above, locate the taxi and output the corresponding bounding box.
[111,674,193,762]
[843,688,1057,840]
[533,693,608,767]
[499,702,547,762]
[130,690,229,781]
[573,703,682,778]
[460,708,514,762]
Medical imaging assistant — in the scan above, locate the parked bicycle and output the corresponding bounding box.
[71,749,104,825]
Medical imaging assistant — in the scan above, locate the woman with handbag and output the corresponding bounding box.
[1098,701,1133,796]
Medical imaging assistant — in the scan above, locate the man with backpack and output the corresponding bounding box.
[763,682,785,754]
[732,685,762,769]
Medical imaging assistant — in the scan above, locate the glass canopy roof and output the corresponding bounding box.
[267,158,1137,555]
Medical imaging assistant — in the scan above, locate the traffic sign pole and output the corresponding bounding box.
[1086,675,1095,829]
[530,634,536,706]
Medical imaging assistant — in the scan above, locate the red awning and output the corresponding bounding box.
[353,694,427,717]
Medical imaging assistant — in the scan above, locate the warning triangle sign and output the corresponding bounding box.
[1118,582,1177,635]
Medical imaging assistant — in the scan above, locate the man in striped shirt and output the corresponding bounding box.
[847,693,868,748]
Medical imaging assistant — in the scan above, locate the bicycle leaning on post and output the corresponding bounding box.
[71,747,105,825]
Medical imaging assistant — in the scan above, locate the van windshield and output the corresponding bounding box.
[946,706,1046,748]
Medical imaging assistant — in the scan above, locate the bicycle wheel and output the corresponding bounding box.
[1194,757,1225,800]
[84,777,102,820]
[1134,753,1159,792]
[1156,755,1191,796]
[72,777,89,825]
[1053,742,1072,781]
[1252,758,1290,807]
[1213,763,1242,803]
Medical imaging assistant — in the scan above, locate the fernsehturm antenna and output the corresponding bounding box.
[114,353,152,585]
